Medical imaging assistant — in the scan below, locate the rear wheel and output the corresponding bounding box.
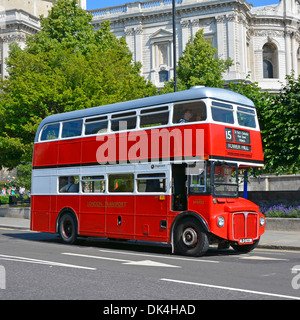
[58,212,77,244]
[173,218,209,257]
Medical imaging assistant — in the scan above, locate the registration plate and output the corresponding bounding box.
[239,238,253,244]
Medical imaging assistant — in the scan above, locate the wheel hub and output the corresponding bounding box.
[182,228,198,247]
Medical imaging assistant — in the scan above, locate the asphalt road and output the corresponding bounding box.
[0,227,300,302]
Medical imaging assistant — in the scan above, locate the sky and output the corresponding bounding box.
[86,0,280,10]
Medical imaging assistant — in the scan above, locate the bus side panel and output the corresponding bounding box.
[31,195,50,232]
[56,195,80,226]
[49,195,58,233]
[81,137,99,165]
[58,139,82,166]
[79,195,106,235]
[135,195,168,242]
[33,142,58,168]
[105,195,135,239]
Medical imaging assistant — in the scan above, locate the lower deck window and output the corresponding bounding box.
[137,173,166,193]
[59,176,79,193]
[81,176,105,193]
[108,174,134,193]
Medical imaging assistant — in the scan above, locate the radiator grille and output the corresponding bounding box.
[233,212,258,240]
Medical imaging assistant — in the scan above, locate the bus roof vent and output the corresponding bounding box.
[190,86,205,89]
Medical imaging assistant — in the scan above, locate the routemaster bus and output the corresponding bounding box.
[31,86,265,256]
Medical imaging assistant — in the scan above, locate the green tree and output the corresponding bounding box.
[229,75,300,174]
[262,75,300,174]
[161,29,232,93]
[0,0,156,169]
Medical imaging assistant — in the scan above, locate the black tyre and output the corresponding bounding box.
[58,212,77,244]
[173,218,209,257]
[231,239,260,253]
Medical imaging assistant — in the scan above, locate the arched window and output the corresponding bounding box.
[263,60,273,78]
[263,42,278,78]
[159,70,169,83]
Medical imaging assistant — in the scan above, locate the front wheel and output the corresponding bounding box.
[231,239,260,253]
[173,218,209,257]
[58,212,77,244]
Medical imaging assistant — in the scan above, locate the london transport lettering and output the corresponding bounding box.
[87,201,127,208]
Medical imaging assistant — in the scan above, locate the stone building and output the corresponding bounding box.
[89,0,300,92]
[0,0,86,78]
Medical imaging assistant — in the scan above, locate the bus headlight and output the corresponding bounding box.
[217,216,225,228]
[260,216,265,227]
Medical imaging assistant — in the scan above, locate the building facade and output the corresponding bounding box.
[0,0,86,78]
[90,0,300,92]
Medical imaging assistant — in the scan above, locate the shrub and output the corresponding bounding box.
[261,204,300,218]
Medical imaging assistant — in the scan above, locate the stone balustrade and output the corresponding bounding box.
[88,0,184,18]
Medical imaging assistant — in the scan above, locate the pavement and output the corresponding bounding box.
[0,216,299,251]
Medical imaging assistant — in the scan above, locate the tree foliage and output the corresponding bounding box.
[262,75,300,174]
[161,29,232,94]
[229,75,300,174]
[0,0,156,169]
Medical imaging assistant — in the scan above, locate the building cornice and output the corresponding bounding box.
[90,0,252,26]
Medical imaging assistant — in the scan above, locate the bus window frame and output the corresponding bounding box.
[84,116,108,136]
[139,105,170,129]
[108,173,135,193]
[172,100,207,124]
[136,172,167,193]
[61,119,83,139]
[81,175,106,193]
[236,106,257,129]
[187,161,211,196]
[211,101,235,125]
[211,161,239,198]
[110,111,137,132]
[39,122,61,142]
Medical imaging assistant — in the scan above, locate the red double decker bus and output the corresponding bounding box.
[31,86,265,256]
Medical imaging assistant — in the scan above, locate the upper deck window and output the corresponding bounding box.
[40,123,60,141]
[173,101,207,124]
[140,106,169,128]
[211,101,234,124]
[237,107,256,128]
[62,119,83,138]
[111,112,137,132]
[85,116,108,135]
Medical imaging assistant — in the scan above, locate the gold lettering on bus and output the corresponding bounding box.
[87,201,127,208]
[193,199,204,205]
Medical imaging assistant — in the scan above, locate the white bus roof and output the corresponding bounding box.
[35,86,255,142]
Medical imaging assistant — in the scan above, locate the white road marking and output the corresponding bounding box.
[160,278,300,300]
[99,249,219,263]
[0,254,96,270]
[123,260,180,267]
[62,252,181,268]
[239,255,288,261]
